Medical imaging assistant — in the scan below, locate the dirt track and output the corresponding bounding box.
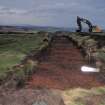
[28,36,105,89]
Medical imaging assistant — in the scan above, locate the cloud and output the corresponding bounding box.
[0,6,27,15]
[0,0,105,28]
[0,5,51,25]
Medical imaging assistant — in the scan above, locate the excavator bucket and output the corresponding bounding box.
[92,26,102,32]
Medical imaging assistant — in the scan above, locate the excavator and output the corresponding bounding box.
[76,16,102,32]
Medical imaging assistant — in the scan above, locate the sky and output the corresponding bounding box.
[0,0,105,28]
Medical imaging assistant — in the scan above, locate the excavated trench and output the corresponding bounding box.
[28,36,105,90]
[1,35,105,105]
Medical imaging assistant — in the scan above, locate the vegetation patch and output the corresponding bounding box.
[61,87,105,105]
[0,33,51,86]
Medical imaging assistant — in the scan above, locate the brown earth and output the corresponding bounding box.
[28,36,105,89]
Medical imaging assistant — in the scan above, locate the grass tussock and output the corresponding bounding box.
[61,87,105,105]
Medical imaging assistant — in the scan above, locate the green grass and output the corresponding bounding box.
[0,51,25,73]
[91,87,105,94]
[0,33,44,75]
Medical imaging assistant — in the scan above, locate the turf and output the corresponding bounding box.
[0,33,44,75]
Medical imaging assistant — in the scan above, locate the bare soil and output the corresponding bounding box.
[28,36,105,89]
[0,88,64,105]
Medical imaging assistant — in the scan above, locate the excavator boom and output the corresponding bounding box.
[76,16,93,32]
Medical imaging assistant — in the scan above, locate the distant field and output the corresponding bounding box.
[0,33,44,75]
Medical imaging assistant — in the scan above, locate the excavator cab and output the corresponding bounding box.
[76,16,102,32]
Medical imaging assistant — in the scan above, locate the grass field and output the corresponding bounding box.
[0,33,44,75]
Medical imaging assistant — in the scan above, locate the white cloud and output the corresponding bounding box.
[0,6,27,15]
[0,0,105,28]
